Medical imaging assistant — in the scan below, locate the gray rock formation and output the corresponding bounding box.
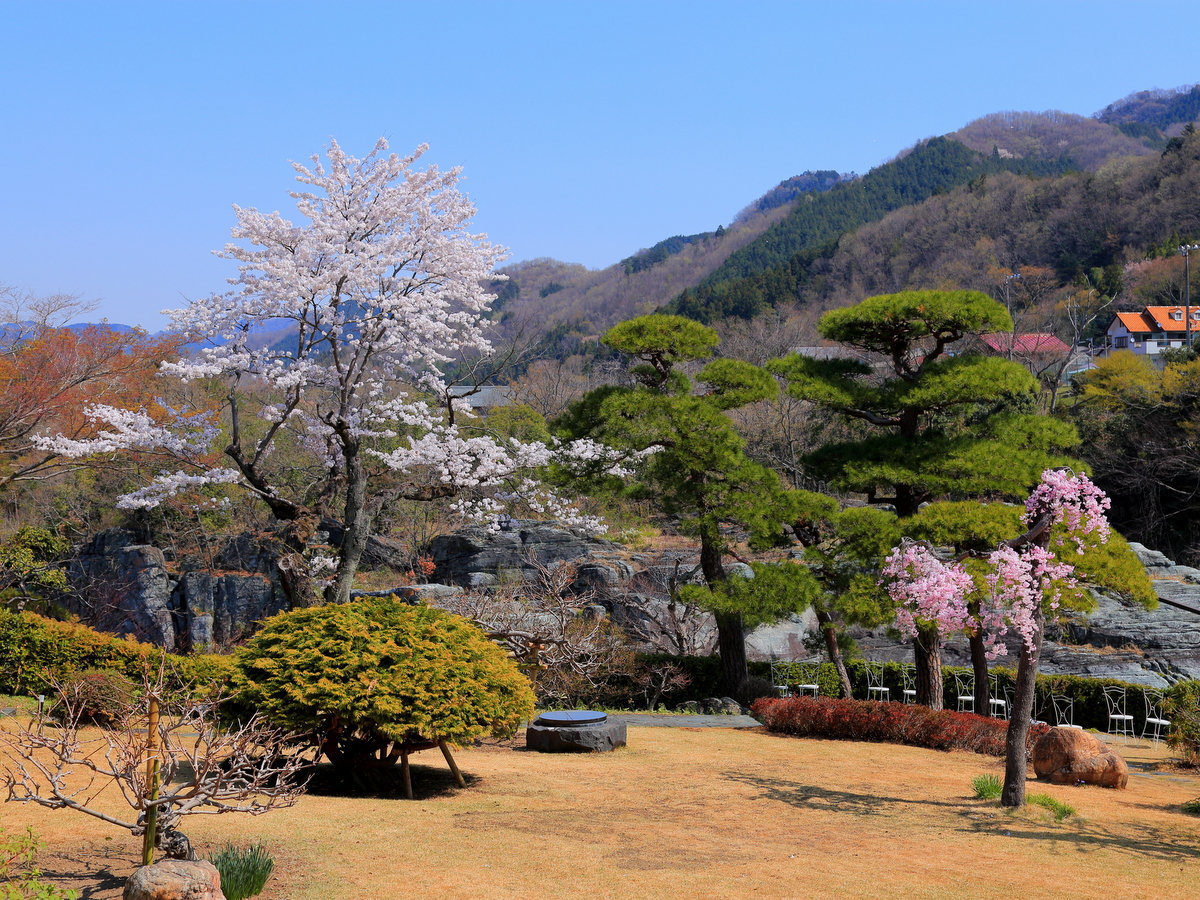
[429,521,615,586]
[68,530,176,647]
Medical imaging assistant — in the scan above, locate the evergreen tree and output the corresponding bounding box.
[557,314,803,696]
[771,290,1079,707]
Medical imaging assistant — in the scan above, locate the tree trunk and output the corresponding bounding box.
[1001,607,1044,808]
[699,525,748,697]
[914,625,943,710]
[714,610,748,699]
[816,608,854,698]
[969,615,991,714]
[328,450,373,605]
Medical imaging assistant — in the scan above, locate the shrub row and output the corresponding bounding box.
[0,609,231,695]
[751,695,1051,756]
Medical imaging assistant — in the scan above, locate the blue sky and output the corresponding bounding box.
[2,0,1197,329]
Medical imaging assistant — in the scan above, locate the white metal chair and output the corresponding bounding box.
[901,664,916,704]
[988,674,1007,719]
[953,671,974,713]
[1142,688,1171,745]
[1051,694,1083,729]
[866,661,889,701]
[1103,685,1134,741]
[769,661,792,698]
[794,663,820,698]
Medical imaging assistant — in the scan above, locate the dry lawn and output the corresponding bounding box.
[3,721,1199,899]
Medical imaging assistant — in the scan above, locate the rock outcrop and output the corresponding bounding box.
[64,523,1200,681]
[429,522,617,586]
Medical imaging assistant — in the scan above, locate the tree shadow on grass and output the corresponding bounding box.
[35,846,130,900]
[960,816,1200,862]
[304,762,478,800]
[723,771,964,817]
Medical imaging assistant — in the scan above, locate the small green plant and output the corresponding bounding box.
[0,826,79,900]
[207,843,274,900]
[971,774,1002,800]
[1182,798,1200,817]
[1027,792,1076,821]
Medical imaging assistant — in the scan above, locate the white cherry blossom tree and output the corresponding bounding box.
[40,139,605,604]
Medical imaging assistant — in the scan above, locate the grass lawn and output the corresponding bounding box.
[4,722,1198,899]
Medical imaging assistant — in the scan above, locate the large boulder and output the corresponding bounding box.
[1031,728,1129,789]
[175,571,284,651]
[123,859,225,900]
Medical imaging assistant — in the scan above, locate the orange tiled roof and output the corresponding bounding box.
[1124,306,1200,333]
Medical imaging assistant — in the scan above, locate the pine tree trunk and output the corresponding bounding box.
[714,611,748,699]
[699,525,748,697]
[1001,606,1044,808]
[914,625,943,710]
[969,625,992,714]
[816,608,854,698]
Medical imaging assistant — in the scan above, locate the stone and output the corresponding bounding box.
[429,521,614,586]
[1031,728,1129,789]
[526,719,627,752]
[68,529,177,647]
[176,571,283,651]
[123,859,225,900]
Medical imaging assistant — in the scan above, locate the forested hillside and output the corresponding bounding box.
[496,84,1199,347]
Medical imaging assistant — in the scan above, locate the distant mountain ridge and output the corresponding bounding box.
[497,83,1200,340]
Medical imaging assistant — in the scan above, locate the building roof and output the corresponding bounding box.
[980,332,1071,355]
[1112,306,1200,334]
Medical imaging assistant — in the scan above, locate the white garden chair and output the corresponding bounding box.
[953,671,974,713]
[901,664,916,704]
[1142,688,1171,745]
[988,674,1007,719]
[794,663,820,698]
[1103,685,1134,741]
[866,661,889,701]
[1051,694,1083,729]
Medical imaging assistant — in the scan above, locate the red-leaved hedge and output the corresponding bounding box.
[751,696,1050,757]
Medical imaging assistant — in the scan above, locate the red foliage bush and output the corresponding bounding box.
[751,696,1050,757]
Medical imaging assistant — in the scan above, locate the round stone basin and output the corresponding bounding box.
[533,710,608,728]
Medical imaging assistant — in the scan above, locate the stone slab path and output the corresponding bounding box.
[609,713,761,728]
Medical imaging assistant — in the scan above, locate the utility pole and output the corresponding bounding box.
[1182,244,1199,349]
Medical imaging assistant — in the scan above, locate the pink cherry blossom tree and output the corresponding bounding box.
[38,139,606,605]
[882,468,1110,807]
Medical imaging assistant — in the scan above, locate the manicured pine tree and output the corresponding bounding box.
[771,290,1079,708]
[556,314,805,696]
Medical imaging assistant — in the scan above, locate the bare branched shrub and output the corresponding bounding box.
[430,559,636,707]
[0,664,307,861]
[618,555,716,657]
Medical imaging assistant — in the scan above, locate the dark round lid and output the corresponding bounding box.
[533,710,608,727]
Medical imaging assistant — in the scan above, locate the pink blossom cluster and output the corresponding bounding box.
[887,469,1113,657]
[1024,468,1110,552]
[980,544,1076,658]
[882,542,974,639]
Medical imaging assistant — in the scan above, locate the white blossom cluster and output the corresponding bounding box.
[115,468,242,510]
[33,404,217,458]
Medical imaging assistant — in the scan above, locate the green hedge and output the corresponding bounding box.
[0,609,231,695]
[642,651,1184,732]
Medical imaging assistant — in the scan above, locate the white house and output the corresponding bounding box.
[1106,306,1200,356]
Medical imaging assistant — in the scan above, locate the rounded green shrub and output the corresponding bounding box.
[1163,679,1200,765]
[231,598,535,773]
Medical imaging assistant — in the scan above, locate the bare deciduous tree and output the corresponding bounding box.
[0,667,307,861]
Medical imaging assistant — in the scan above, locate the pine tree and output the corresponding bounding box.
[558,315,804,696]
[771,290,1079,707]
